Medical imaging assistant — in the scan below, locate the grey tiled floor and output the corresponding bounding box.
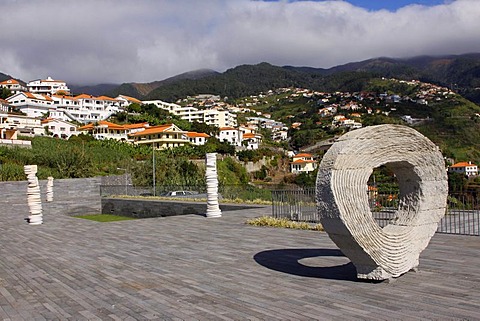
[1,198,480,320]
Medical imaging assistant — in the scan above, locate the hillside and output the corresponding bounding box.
[238,78,480,163]
[105,53,480,104]
[106,69,220,99]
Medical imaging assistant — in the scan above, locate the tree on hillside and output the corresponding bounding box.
[0,88,11,99]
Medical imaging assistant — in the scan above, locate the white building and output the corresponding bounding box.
[290,153,317,174]
[242,132,262,150]
[48,94,123,124]
[144,99,236,128]
[6,92,54,118]
[115,95,142,109]
[78,121,149,141]
[448,162,478,177]
[0,79,27,94]
[27,76,70,96]
[129,123,189,150]
[0,116,31,148]
[0,99,11,113]
[218,127,242,146]
[41,118,80,139]
[0,113,43,137]
[203,109,237,128]
[186,132,210,146]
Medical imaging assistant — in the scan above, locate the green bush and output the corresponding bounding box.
[246,216,323,231]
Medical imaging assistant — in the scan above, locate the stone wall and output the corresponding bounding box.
[102,197,265,218]
[0,177,103,216]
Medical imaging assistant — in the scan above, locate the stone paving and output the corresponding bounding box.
[1,182,480,320]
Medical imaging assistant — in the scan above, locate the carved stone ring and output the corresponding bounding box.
[316,124,448,280]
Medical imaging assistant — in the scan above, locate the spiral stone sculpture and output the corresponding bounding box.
[205,153,222,218]
[316,124,448,280]
[24,165,43,225]
[46,176,54,202]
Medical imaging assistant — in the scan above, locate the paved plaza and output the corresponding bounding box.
[1,185,480,320]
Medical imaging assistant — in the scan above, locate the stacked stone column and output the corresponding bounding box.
[205,153,222,218]
[46,176,54,202]
[24,165,43,225]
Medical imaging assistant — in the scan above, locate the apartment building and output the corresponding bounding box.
[27,76,70,96]
[0,113,43,137]
[6,92,54,118]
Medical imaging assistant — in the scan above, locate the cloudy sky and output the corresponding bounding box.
[0,0,478,85]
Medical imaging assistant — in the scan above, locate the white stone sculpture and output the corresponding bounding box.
[24,165,43,225]
[205,153,222,218]
[46,176,54,202]
[316,124,448,280]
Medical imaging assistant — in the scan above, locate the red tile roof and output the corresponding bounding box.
[186,132,210,138]
[451,162,477,168]
[129,124,179,136]
[0,79,20,85]
[294,153,313,158]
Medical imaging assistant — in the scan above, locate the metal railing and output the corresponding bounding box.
[100,184,273,203]
[271,189,480,236]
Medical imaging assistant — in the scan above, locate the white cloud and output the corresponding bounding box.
[0,0,478,84]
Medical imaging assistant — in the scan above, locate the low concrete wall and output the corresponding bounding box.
[101,197,265,218]
[0,177,103,216]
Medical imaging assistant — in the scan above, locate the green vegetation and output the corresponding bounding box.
[75,214,136,222]
[246,216,323,231]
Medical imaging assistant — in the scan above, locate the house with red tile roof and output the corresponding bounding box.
[41,118,80,139]
[448,161,478,177]
[241,132,262,150]
[78,120,149,141]
[0,79,27,94]
[6,92,54,118]
[290,153,317,174]
[217,127,241,146]
[186,132,210,146]
[129,123,189,150]
[115,95,142,109]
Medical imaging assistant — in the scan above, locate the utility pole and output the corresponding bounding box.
[152,143,156,196]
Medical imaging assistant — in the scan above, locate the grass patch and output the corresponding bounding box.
[246,216,323,231]
[75,214,137,222]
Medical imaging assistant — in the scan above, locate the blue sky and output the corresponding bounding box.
[0,0,477,85]
[345,0,449,11]
[266,0,450,11]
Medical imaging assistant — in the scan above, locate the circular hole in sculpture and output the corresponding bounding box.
[368,162,420,229]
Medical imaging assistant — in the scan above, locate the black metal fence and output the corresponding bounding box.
[271,188,480,236]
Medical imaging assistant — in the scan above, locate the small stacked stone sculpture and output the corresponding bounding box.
[316,124,448,280]
[46,176,54,202]
[205,153,222,218]
[24,165,43,225]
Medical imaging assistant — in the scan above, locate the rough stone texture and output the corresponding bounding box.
[205,153,222,218]
[316,124,448,280]
[23,165,43,225]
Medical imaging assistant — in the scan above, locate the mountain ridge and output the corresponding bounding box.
[2,53,480,103]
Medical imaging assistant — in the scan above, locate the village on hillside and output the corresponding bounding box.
[0,76,477,177]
